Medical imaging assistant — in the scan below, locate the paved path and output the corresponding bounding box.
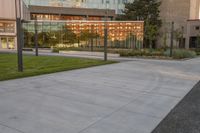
[0,49,150,62]
[0,57,199,133]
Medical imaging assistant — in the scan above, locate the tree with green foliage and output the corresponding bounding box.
[62,28,77,46]
[174,28,183,48]
[79,30,94,47]
[162,31,167,50]
[145,20,158,50]
[23,29,34,47]
[121,0,162,48]
[48,31,60,47]
[80,30,92,41]
[38,32,52,47]
[44,28,77,48]
[197,33,200,48]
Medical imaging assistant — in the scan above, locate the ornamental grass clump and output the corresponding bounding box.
[164,49,197,59]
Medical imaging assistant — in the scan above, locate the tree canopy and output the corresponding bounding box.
[123,0,161,25]
[120,0,162,48]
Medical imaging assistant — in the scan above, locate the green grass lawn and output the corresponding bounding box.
[0,53,116,81]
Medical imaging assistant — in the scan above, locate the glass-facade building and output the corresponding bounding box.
[24,0,134,14]
[23,0,144,49]
[23,20,144,49]
[29,5,116,21]
[0,0,144,50]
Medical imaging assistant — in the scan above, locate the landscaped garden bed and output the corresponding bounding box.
[119,49,197,59]
[52,47,198,60]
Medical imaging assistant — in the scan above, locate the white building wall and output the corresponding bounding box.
[189,0,200,19]
[0,0,16,19]
[0,0,17,49]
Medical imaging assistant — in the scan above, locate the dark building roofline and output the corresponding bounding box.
[187,19,200,21]
[0,18,16,21]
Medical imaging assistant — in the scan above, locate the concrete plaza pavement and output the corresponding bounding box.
[0,57,200,133]
[0,49,134,62]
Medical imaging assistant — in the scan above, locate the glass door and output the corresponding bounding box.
[8,38,15,49]
[1,38,7,49]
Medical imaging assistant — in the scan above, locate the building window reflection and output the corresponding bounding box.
[23,20,144,48]
[0,21,15,33]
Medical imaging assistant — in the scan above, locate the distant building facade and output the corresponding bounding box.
[0,0,18,49]
[0,0,29,49]
[23,20,144,48]
[1,0,200,50]
[24,0,134,14]
[0,0,144,50]
[29,5,116,21]
[159,0,200,48]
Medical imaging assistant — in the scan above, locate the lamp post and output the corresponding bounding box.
[15,0,23,72]
[104,0,109,61]
[91,25,94,52]
[34,16,38,56]
[170,21,174,57]
[180,26,184,48]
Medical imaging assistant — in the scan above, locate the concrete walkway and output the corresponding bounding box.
[0,49,146,62]
[0,57,199,133]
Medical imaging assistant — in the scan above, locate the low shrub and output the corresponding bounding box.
[119,49,164,57]
[23,48,33,51]
[164,49,197,59]
[52,48,59,53]
[119,50,132,57]
[194,49,200,55]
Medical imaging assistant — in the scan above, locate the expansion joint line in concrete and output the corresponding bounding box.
[0,121,26,133]
[77,95,142,133]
